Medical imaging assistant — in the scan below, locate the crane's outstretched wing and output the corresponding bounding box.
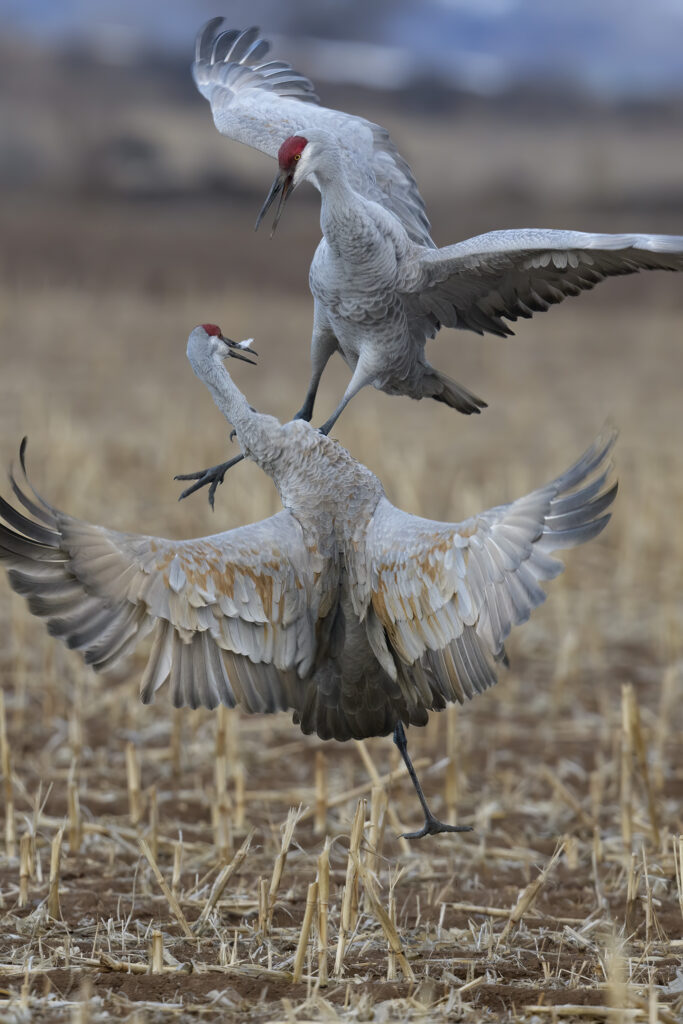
[192,20,433,247]
[0,444,334,714]
[363,430,617,707]
[405,229,683,337]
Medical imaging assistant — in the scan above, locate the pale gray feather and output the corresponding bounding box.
[192,20,433,247]
[408,229,683,337]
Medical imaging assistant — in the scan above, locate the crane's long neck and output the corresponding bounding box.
[307,148,362,239]
[309,149,383,264]
[188,345,281,467]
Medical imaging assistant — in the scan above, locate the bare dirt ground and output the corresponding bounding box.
[0,45,682,1021]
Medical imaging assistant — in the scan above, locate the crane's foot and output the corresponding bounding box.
[175,453,245,509]
[317,418,335,437]
[392,719,473,840]
[399,816,473,841]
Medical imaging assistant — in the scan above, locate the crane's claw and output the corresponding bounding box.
[175,453,245,509]
[398,817,473,841]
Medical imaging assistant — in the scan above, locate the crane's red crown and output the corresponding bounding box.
[201,323,222,336]
[278,135,308,171]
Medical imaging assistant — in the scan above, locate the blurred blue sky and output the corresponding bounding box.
[2,0,683,96]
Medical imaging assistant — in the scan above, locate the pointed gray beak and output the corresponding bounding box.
[254,169,294,236]
[220,334,258,365]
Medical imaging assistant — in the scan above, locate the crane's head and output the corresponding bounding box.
[254,134,309,236]
[188,324,258,365]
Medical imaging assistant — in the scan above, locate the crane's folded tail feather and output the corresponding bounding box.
[426,369,487,415]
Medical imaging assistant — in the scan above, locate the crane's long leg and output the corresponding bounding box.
[318,363,375,436]
[293,319,338,423]
[175,453,244,509]
[393,721,473,840]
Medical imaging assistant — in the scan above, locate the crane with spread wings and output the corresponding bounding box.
[0,324,617,837]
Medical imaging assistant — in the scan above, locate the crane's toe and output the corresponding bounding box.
[175,453,245,508]
[399,816,473,840]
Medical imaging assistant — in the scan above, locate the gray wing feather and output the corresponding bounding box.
[0,446,327,718]
[365,429,618,703]
[408,229,683,335]
[192,20,433,246]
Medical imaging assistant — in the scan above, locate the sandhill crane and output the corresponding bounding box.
[0,324,617,838]
[184,20,682,500]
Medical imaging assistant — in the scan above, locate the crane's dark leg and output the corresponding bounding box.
[293,380,319,423]
[175,453,245,509]
[393,721,473,840]
[293,323,338,423]
[318,364,374,436]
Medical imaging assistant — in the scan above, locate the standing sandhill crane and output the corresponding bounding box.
[182,20,683,500]
[0,325,617,838]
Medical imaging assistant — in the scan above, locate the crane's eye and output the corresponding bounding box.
[294,153,301,160]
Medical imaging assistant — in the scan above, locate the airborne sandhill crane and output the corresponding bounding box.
[0,324,617,838]
[182,21,682,502]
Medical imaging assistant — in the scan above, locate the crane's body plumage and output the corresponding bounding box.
[0,327,617,745]
[193,22,683,431]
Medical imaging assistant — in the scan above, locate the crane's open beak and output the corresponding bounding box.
[220,335,258,365]
[254,169,294,236]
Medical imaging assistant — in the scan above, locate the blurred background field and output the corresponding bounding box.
[0,3,682,1021]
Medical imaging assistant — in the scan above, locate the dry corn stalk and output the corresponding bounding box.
[0,690,16,858]
[653,664,678,792]
[139,837,193,939]
[170,709,182,785]
[267,805,304,930]
[48,826,64,919]
[386,892,397,981]
[258,876,268,933]
[541,765,597,829]
[354,741,411,856]
[314,750,327,835]
[317,839,330,987]
[620,684,634,856]
[625,851,640,936]
[292,880,318,983]
[498,840,566,946]
[354,853,415,982]
[147,785,158,861]
[234,760,245,829]
[67,762,81,854]
[73,976,92,1024]
[126,741,142,826]
[150,930,164,974]
[171,834,183,897]
[18,831,33,908]
[367,785,387,876]
[605,933,627,1024]
[193,829,254,935]
[334,798,366,976]
[625,684,660,845]
[673,835,683,924]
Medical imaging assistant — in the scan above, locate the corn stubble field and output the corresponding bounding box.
[0,44,683,1022]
